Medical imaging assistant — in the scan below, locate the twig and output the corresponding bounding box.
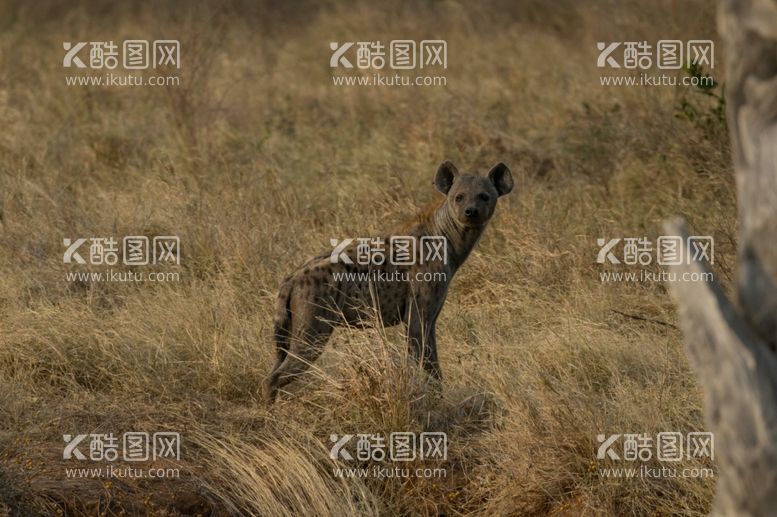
[610,309,678,329]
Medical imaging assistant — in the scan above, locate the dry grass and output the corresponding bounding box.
[0,0,733,515]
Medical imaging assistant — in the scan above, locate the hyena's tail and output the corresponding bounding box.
[272,280,294,367]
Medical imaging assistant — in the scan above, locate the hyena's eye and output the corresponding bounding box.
[455,194,464,202]
[478,193,490,202]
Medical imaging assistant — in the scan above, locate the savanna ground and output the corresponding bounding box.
[0,0,734,515]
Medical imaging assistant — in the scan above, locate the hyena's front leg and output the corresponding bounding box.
[406,298,442,381]
[422,323,441,380]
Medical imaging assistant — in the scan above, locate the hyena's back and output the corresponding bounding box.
[276,251,410,331]
[265,250,412,403]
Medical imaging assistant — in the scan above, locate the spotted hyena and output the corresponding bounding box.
[263,161,513,403]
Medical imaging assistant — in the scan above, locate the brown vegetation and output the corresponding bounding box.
[0,1,731,515]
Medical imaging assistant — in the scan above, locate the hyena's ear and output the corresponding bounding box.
[488,162,513,196]
[435,160,458,195]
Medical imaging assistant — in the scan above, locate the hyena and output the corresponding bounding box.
[263,161,513,403]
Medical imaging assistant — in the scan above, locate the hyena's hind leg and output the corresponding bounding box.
[263,307,334,404]
[267,321,290,377]
[264,281,293,386]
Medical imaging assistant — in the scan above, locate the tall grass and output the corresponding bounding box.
[0,0,730,515]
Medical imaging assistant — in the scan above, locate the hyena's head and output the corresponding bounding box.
[434,161,513,228]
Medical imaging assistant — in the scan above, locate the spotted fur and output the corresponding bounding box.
[263,161,513,403]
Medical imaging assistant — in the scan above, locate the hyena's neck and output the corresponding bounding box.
[419,201,485,271]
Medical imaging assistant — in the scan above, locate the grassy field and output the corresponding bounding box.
[0,0,734,515]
